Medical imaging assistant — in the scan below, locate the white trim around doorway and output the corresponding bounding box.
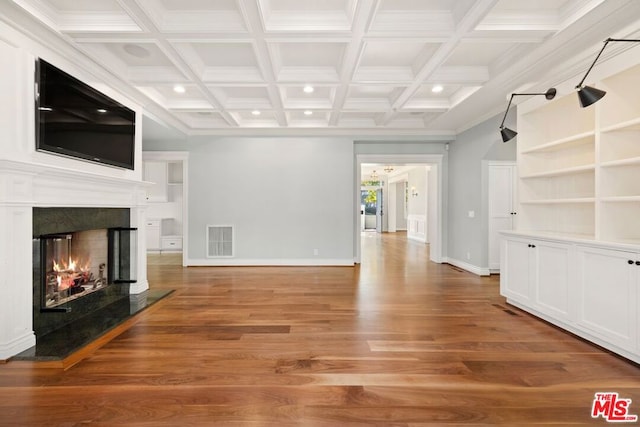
[355,154,444,265]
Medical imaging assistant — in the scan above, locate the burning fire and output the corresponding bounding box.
[52,258,91,291]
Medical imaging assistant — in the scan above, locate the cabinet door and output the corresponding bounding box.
[145,220,161,250]
[575,246,637,352]
[143,161,168,202]
[501,237,531,303]
[531,240,572,321]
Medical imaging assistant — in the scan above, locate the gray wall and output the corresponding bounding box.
[145,136,354,263]
[447,112,516,270]
[395,181,407,230]
[144,126,514,273]
[407,166,427,216]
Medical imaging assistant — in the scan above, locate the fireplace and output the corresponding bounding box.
[40,227,136,312]
[41,230,109,309]
[33,208,137,338]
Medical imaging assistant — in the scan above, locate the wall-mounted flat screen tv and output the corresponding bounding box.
[35,59,136,170]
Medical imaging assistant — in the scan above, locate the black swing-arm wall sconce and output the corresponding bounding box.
[499,88,557,142]
[576,38,640,108]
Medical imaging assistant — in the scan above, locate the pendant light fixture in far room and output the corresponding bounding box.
[499,88,557,143]
[575,38,640,108]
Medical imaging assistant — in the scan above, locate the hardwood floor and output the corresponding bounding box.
[1,232,639,425]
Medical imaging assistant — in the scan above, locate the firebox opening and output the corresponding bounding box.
[41,229,109,310]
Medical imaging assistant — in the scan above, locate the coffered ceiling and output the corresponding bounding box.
[5,0,640,136]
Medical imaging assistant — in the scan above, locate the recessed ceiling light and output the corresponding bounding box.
[304,110,313,115]
[173,85,186,94]
[251,110,261,116]
[97,108,107,113]
[303,85,314,93]
[432,85,443,93]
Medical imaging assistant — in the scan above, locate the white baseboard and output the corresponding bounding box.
[129,280,150,294]
[0,332,36,360]
[187,258,355,267]
[446,258,490,276]
[407,235,428,243]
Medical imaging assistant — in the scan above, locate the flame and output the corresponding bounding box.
[51,257,91,291]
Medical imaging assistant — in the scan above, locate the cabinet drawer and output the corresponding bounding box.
[161,237,182,250]
[146,219,161,227]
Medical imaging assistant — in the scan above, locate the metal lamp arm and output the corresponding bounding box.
[499,91,553,129]
[576,38,640,89]
[499,93,516,129]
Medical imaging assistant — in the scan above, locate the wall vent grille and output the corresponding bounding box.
[207,225,233,257]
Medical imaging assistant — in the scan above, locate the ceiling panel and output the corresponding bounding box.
[7,0,639,135]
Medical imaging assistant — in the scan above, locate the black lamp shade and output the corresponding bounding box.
[578,85,606,107]
[500,127,518,143]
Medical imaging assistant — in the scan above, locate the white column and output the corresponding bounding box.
[0,170,36,359]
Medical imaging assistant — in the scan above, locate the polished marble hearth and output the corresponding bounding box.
[13,289,172,361]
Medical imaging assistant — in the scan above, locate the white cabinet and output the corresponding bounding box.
[575,245,639,353]
[145,219,161,250]
[501,235,571,321]
[488,163,517,271]
[143,161,168,202]
[532,240,572,321]
[501,231,640,363]
[501,237,531,303]
[143,153,187,253]
[161,236,182,250]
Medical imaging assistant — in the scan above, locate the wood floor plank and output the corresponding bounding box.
[1,232,639,425]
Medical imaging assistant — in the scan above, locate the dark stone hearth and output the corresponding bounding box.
[13,289,173,361]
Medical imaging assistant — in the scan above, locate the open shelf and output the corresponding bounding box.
[518,94,595,152]
[520,164,595,179]
[599,63,640,129]
[517,202,595,238]
[520,131,594,154]
[600,199,640,243]
[600,128,640,163]
[600,156,640,168]
[600,163,640,198]
[600,117,640,133]
[520,198,595,204]
[519,170,594,201]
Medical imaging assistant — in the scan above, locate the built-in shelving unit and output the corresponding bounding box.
[516,61,640,244]
[502,55,640,365]
[143,154,186,253]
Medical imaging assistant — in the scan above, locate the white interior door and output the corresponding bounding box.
[488,163,516,271]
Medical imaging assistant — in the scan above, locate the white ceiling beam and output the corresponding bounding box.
[380,0,500,126]
[329,0,377,126]
[239,0,287,127]
[117,0,239,127]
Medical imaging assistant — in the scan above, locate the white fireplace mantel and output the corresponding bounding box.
[0,158,152,360]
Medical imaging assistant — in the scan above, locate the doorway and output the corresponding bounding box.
[360,189,379,231]
[355,154,444,265]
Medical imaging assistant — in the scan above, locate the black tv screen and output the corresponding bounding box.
[35,59,136,170]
